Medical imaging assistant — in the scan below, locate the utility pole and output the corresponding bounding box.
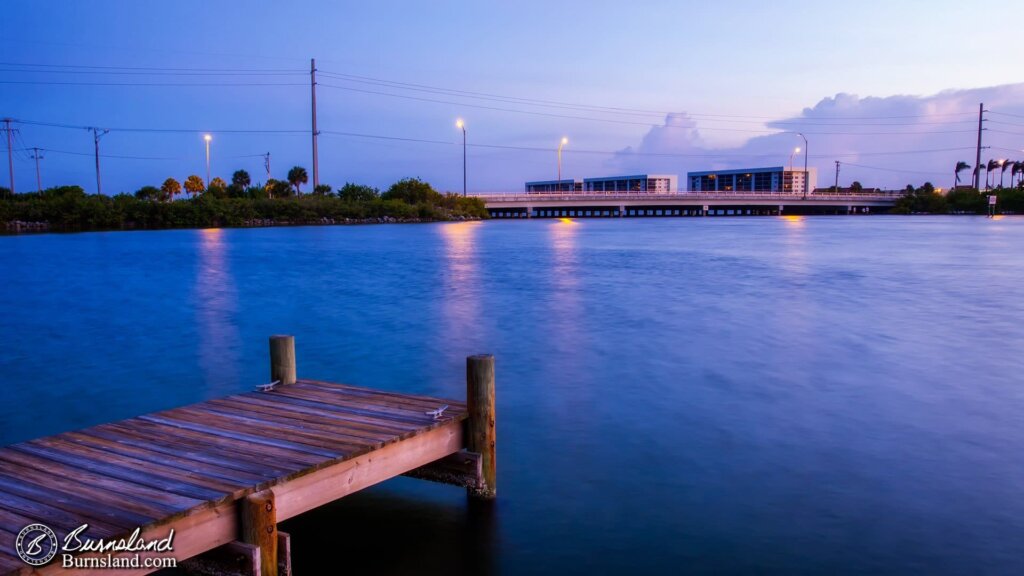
[834,160,840,192]
[310,58,319,190]
[974,103,985,190]
[264,152,271,180]
[3,118,14,194]
[89,127,109,195]
[31,147,43,192]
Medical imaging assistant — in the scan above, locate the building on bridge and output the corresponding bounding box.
[525,179,583,193]
[526,174,677,194]
[583,174,677,193]
[687,166,817,194]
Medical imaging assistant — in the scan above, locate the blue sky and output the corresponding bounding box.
[1,1,1022,193]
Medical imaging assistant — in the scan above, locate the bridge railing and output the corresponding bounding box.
[470,192,906,202]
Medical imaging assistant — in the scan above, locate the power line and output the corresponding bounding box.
[317,69,979,121]
[0,81,305,87]
[0,69,306,76]
[0,62,303,72]
[841,162,943,176]
[16,147,180,160]
[13,118,306,134]
[319,130,976,159]
[318,83,980,136]
[319,72,976,127]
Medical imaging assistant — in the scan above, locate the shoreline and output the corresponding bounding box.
[1,215,484,236]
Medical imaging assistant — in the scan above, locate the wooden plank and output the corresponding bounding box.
[269,386,441,423]
[59,431,273,487]
[37,498,237,576]
[0,456,178,522]
[0,487,122,540]
[137,414,340,460]
[179,540,260,576]
[165,407,371,457]
[402,449,483,490]
[243,392,420,434]
[225,394,416,436]
[14,439,235,501]
[204,398,398,444]
[78,425,293,480]
[104,420,322,470]
[33,417,464,576]
[0,472,149,532]
[298,380,468,411]
[180,405,383,451]
[274,419,463,521]
[295,381,467,414]
[0,450,203,514]
[276,531,291,576]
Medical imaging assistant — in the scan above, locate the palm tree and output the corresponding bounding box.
[999,159,1012,188]
[160,177,181,202]
[287,166,308,195]
[954,161,970,189]
[986,159,1000,190]
[231,169,251,191]
[184,174,205,198]
[1012,161,1023,188]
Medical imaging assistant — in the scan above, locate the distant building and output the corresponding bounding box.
[687,166,817,194]
[525,179,582,193]
[526,174,677,194]
[583,174,677,193]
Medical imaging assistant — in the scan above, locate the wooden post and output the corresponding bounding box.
[269,335,296,386]
[466,354,496,499]
[241,490,278,576]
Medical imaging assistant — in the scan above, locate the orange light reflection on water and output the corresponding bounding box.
[195,228,240,392]
[439,222,482,349]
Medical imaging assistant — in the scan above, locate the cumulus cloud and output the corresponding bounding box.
[610,84,1024,190]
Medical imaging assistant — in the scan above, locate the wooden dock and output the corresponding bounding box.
[0,336,496,575]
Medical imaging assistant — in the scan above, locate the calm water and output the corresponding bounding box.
[2,217,1023,575]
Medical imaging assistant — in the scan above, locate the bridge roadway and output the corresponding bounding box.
[473,192,902,218]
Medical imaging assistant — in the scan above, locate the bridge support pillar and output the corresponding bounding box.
[619,205,625,218]
[778,205,784,215]
[526,206,532,219]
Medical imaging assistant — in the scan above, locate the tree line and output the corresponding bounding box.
[892,182,1024,214]
[0,169,488,232]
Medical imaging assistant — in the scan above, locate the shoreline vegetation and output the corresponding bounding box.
[2,170,1024,234]
[0,170,488,234]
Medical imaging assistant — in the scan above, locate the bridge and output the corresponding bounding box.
[473,192,904,218]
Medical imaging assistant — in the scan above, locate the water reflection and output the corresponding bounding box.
[439,222,482,352]
[547,218,583,355]
[194,228,240,392]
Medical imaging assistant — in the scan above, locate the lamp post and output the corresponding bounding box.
[456,119,466,197]
[203,134,212,187]
[558,137,568,191]
[796,132,808,199]
[789,147,800,193]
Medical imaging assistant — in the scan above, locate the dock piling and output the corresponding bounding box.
[466,354,496,499]
[241,490,278,576]
[269,335,296,386]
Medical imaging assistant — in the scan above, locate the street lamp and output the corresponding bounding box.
[203,134,212,187]
[456,119,466,197]
[558,137,568,191]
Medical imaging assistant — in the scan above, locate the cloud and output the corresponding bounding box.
[610,84,1024,190]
